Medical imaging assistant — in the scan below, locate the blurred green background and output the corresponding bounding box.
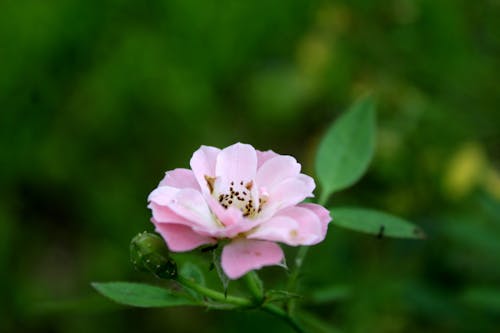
[1,0,499,332]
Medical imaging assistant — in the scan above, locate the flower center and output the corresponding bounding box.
[219,180,259,217]
[205,176,267,218]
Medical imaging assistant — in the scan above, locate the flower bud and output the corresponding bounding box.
[130,232,177,279]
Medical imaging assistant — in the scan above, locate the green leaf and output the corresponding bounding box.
[332,207,425,239]
[315,97,376,201]
[91,282,201,308]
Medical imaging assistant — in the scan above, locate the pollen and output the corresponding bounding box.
[216,179,265,218]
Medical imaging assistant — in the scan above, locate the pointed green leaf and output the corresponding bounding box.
[91,282,201,308]
[315,97,376,201]
[332,207,425,239]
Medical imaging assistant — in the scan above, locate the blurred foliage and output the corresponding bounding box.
[1,0,499,332]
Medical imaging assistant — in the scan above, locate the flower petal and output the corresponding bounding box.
[222,217,262,238]
[190,145,221,193]
[148,202,191,225]
[205,195,243,227]
[248,206,323,246]
[216,143,257,184]
[159,168,200,190]
[256,149,279,168]
[148,186,178,206]
[265,174,315,213]
[148,186,219,233]
[256,155,301,189]
[298,203,332,235]
[154,222,216,251]
[221,239,284,279]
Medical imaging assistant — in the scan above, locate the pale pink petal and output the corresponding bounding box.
[247,216,298,243]
[221,217,263,238]
[154,222,216,251]
[148,186,178,206]
[256,149,279,168]
[256,155,301,189]
[221,239,284,279]
[248,206,323,245]
[190,145,221,193]
[148,186,193,227]
[159,168,200,190]
[148,202,192,225]
[265,174,315,213]
[215,143,257,184]
[148,186,219,232]
[299,203,332,235]
[205,195,243,227]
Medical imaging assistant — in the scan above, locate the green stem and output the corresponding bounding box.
[262,304,307,333]
[177,275,252,307]
[286,246,309,314]
[244,271,264,302]
[177,275,306,332]
[286,189,329,314]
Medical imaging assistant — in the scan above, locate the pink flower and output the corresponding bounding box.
[148,143,331,279]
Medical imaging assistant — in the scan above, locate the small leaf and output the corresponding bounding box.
[315,97,376,201]
[332,207,425,239]
[91,282,200,308]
